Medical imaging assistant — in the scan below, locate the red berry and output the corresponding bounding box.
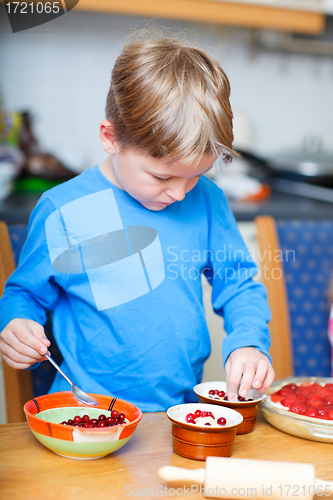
[194,410,202,417]
[98,414,106,421]
[205,423,211,426]
[284,383,298,391]
[290,403,307,414]
[118,413,125,422]
[276,388,292,397]
[98,421,107,427]
[318,406,330,417]
[217,417,227,426]
[280,397,296,408]
[67,419,74,425]
[305,408,318,418]
[238,396,246,401]
[90,419,98,425]
[326,409,333,420]
[208,390,215,395]
[73,416,82,424]
[186,413,196,422]
[82,415,90,423]
[311,401,323,410]
[61,421,68,425]
[111,410,118,418]
[218,391,225,398]
[106,417,113,425]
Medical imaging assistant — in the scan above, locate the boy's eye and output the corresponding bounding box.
[153,175,172,183]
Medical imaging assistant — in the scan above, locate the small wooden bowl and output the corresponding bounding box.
[166,403,243,461]
[194,381,264,434]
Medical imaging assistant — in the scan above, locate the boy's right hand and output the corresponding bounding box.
[0,319,50,369]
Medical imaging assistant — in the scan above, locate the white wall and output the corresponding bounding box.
[1,6,333,173]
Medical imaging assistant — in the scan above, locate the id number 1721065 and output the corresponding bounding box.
[277,485,331,497]
[5,2,61,14]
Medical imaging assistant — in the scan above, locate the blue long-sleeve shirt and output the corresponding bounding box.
[0,165,271,411]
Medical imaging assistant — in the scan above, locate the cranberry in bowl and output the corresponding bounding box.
[193,381,264,435]
[166,403,243,461]
[24,391,142,459]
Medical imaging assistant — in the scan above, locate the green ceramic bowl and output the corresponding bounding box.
[24,392,142,460]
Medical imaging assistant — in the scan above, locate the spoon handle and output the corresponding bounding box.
[45,353,73,387]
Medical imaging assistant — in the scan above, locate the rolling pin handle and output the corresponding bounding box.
[158,466,205,485]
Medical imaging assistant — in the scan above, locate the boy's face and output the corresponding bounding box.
[104,146,218,211]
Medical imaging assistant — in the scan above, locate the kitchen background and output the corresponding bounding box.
[1,2,333,210]
[1,1,333,422]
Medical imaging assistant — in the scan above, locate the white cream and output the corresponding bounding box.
[195,416,216,426]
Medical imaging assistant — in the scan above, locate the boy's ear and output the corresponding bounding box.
[100,120,118,154]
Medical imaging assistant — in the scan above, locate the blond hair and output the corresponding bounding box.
[105,35,236,164]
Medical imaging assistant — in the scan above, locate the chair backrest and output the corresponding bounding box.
[255,216,333,379]
[0,221,34,423]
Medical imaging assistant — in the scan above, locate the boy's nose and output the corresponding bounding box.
[166,184,186,202]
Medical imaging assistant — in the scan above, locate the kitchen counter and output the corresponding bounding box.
[0,188,332,225]
[229,188,333,220]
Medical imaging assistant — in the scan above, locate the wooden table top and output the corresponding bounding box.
[0,410,332,500]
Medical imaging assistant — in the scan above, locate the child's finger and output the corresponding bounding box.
[9,319,49,356]
[226,363,243,401]
[0,330,47,361]
[2,353,34,370]
[25,320,50,345]
[258,365,275,393]
[252,359,270,390]
[238,366,255,398]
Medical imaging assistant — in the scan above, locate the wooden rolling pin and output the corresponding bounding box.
[158,457,333,500]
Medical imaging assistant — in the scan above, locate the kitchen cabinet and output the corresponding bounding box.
[76,0,325,34]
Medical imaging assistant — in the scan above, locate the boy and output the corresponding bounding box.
[0,36,274,411]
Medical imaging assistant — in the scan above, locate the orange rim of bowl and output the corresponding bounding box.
[24,391,143,441]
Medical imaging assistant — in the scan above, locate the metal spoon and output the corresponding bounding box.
[45,353,98,406]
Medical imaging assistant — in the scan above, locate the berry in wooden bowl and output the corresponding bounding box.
[193,381,264,434]
[166,403,243,461]
[24,391,142,459]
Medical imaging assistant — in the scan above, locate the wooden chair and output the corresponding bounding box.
[0,221,34,423]
[255,216,333,380]
[255,216,294,380]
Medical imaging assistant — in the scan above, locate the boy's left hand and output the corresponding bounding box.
[225,347,275,401]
